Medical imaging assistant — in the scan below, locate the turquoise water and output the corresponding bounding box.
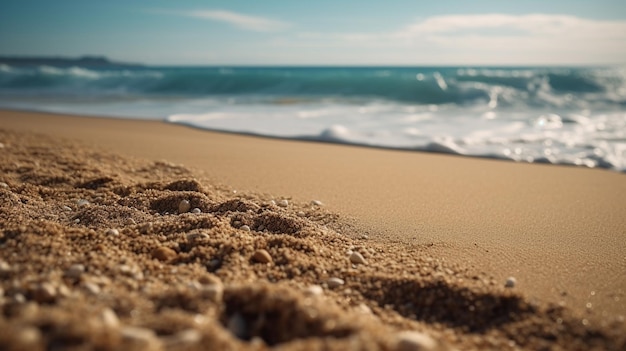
[1,64,625,171]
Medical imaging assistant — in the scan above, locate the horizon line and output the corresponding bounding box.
[1,55,624,68]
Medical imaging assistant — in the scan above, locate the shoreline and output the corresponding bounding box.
[2,105,623,174]
[1,109,625,349]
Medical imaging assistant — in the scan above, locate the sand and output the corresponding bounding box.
[0,110,625,350]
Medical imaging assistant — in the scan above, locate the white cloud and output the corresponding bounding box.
[272,14,626,65]
[394,14,626,62]
[150,10,626,65]
[397,13,626,40]
[182,9,290,32]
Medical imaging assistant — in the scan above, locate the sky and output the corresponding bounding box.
[1,0,626,66]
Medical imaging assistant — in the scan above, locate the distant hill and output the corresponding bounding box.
[0,55,143,67]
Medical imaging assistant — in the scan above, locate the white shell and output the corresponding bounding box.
[327,277,345,288]
[76,199,90,207]
[395,331,438,351]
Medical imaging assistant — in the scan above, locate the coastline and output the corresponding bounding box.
[1,109,625,349]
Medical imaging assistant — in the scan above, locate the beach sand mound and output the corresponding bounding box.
[0,129,623,351]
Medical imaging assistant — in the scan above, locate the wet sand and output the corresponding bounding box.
[0,109,625,350]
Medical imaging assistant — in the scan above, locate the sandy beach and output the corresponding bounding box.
[1,109,625,350]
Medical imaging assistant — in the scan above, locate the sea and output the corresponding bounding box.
[1,64,625,172]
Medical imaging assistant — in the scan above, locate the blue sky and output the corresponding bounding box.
[1,0,625,65]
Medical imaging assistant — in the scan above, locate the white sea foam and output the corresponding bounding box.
[68,67,101,79]
[319,125,351,141]
[163,102,626,172]
[38,65,65,75]
[38,65,102,78]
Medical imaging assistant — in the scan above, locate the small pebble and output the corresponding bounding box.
[0,142,4,148]
[76,199,90,207]
[193,314,209,326]
[356,303,373,315]
[327,277,345,288]
[178,199,191,213]
[56,284,71,297]
[240,225,251,232]
[118,264,133,275]
[296,211,305,217]
[191,207,202,214]
[505,277,517,288]
[73,218,80,224]
[62,205,72,211]
[0,182,8,188]
[350,251,367,265]
[105,228,119,236]
[101,308,120,328]
[83,282,101,295]
[65,264,85,279]
[303,285,324,296]
[12,293,26,304]
[395,331,438,351]
[311,200,323,206]
[152,246,177,261]
[0,260,11,275]
[277,199,289,207]
[252,249,273,264]
[32,283,57,303]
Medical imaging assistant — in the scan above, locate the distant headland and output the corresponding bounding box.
[0,55,143,67]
